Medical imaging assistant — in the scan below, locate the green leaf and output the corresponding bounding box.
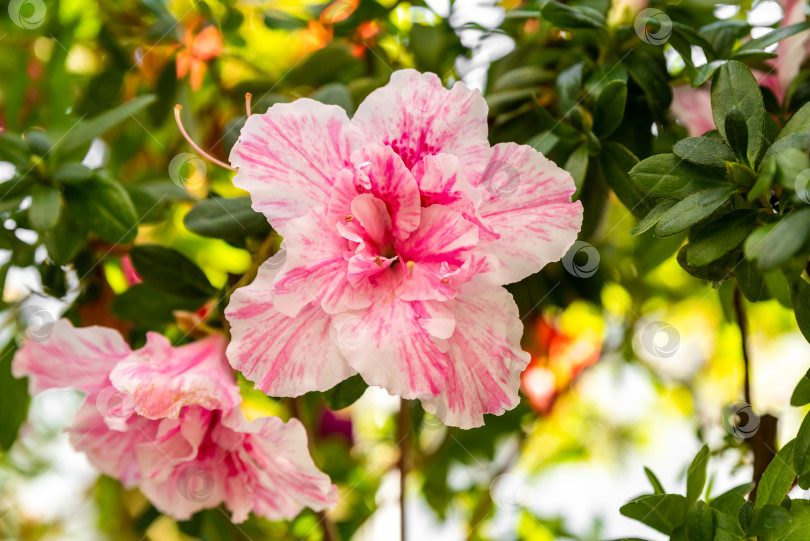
[791,369,810,407]
[0,132,30,166]
[310,83,354,115]
[564,144,588,197]
[747,504,790,536]
[540,0,605,29]
[594,80,627,137]
[493,66,555,91]
[23,130,52,156]
[724,107,749,162]
[711,61,765,165]
[28,185,61,232]
[64,175,139,244]
[736,21,810,52]
[183,197,271,240]
[673,137,735,169]
[624,51,673,111]
[57,95,157,154]
[322,374,368,410]
[692,61,725,87]
[677,245,737,281]
[53,162,93,184]
[556,62,584,114]
[779,101,810,141]
[527,131,560,155]
[790,278,810,343]
[655,187,737,237]
[686,501,714,541]
[745,209,810,271]
[755,439,796,509]
[739,500,754,532]
[793,411,810,478]
[712,509,746,541]
[687,445,710,506]
[111,283,204,326]
[43,211,84,265]
[686,210,757,266]
[599,142,655,219]
[629,154,726,199]
[0,340,28,450]
[631,200,677,236]
[748,156,776,203]
[645,467,665,495]
[772,505,810,541]
[620,494,688,535]
[736,257,765,302]
[129,245,216,299]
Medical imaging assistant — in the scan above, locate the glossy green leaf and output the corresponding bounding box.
[655,187,737,237]
[629,154,726,200]
[711,61,765,165]
[64,175,139,244]
[594,80,627,137]
[183,197,271,240]
[755,439,796,509]
[130,244,216,299]
[673,137,735,169]
[791,369,810,407]
[686,501,714,541]
[687,445,710,506]
[620,494,688,535]
[687,210,757,266]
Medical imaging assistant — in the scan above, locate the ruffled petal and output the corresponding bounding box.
[109,333,241,420]
[350,70,490,174]
[68,396,159,488]
[230,99,352,231]
[225,258,356,396]
[272,210,372,316]
[12,319,131,395]
[421,282,530,429]
[341,298,448,399]
[214,410,338,523]
[471,143,583,284]
[412,153,482,214]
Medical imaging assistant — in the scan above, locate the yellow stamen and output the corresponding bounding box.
[345,215,353,222]
[406,261,415,277]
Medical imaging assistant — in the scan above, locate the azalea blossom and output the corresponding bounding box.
[226,69,583,429]
[12,319,337,522]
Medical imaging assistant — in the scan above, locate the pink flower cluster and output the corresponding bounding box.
[12,320,336,522]
[226,69,583,428]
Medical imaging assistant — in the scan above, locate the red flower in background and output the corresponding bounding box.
[520,316,601,414]
[176,22,223,91]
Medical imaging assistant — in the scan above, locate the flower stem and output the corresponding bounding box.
[398,398,409,541]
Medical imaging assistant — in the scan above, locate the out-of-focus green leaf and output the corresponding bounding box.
[57,95,157,154]
[29,185,61,232]
[0,340,27,451]
[183,196,271,240]
[130,245,216,299]
[687,445,710,506]
[790,279,810,343]
[594,80,627,137]
[322,374,368,410]
[64,175,138,244]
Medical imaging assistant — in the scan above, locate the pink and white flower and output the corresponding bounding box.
[12,319,337,522]
[226,69,583,428]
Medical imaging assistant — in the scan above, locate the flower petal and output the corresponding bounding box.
[226,258,356,396]
[12,319,131,395]
[421,282,530,429]
[230,99,352,230]
[350,70,490,173]
[214,410,338,523]
[471,143,583,284]
[340,298,448,399]
[109,333,241,420]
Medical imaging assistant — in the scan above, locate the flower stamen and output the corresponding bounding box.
[405,260,415,277]
[245,93,252,118]
[173,105,236,171]
[374,256,384,268]
[345,215,353,222]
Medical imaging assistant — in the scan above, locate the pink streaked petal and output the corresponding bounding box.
[349,144,421,240]
[109,333,241,420]
[68,396,159,488]
[272,210,371,316]
[340,299,448,399]
[471,143,583,285]
[412,153,482,213]
[421,282,530,429]
[12,319,131,396]
[136,407,211,486]
[349,69,490,175]
[215,410,338,523]
[350,193,392,247]
[225,260,356,396]
[229,99,352,231]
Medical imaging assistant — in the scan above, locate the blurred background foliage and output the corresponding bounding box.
[1,0,810,539]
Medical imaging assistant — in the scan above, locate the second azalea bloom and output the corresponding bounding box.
[226,69,583,428]
[12,319,337,522]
